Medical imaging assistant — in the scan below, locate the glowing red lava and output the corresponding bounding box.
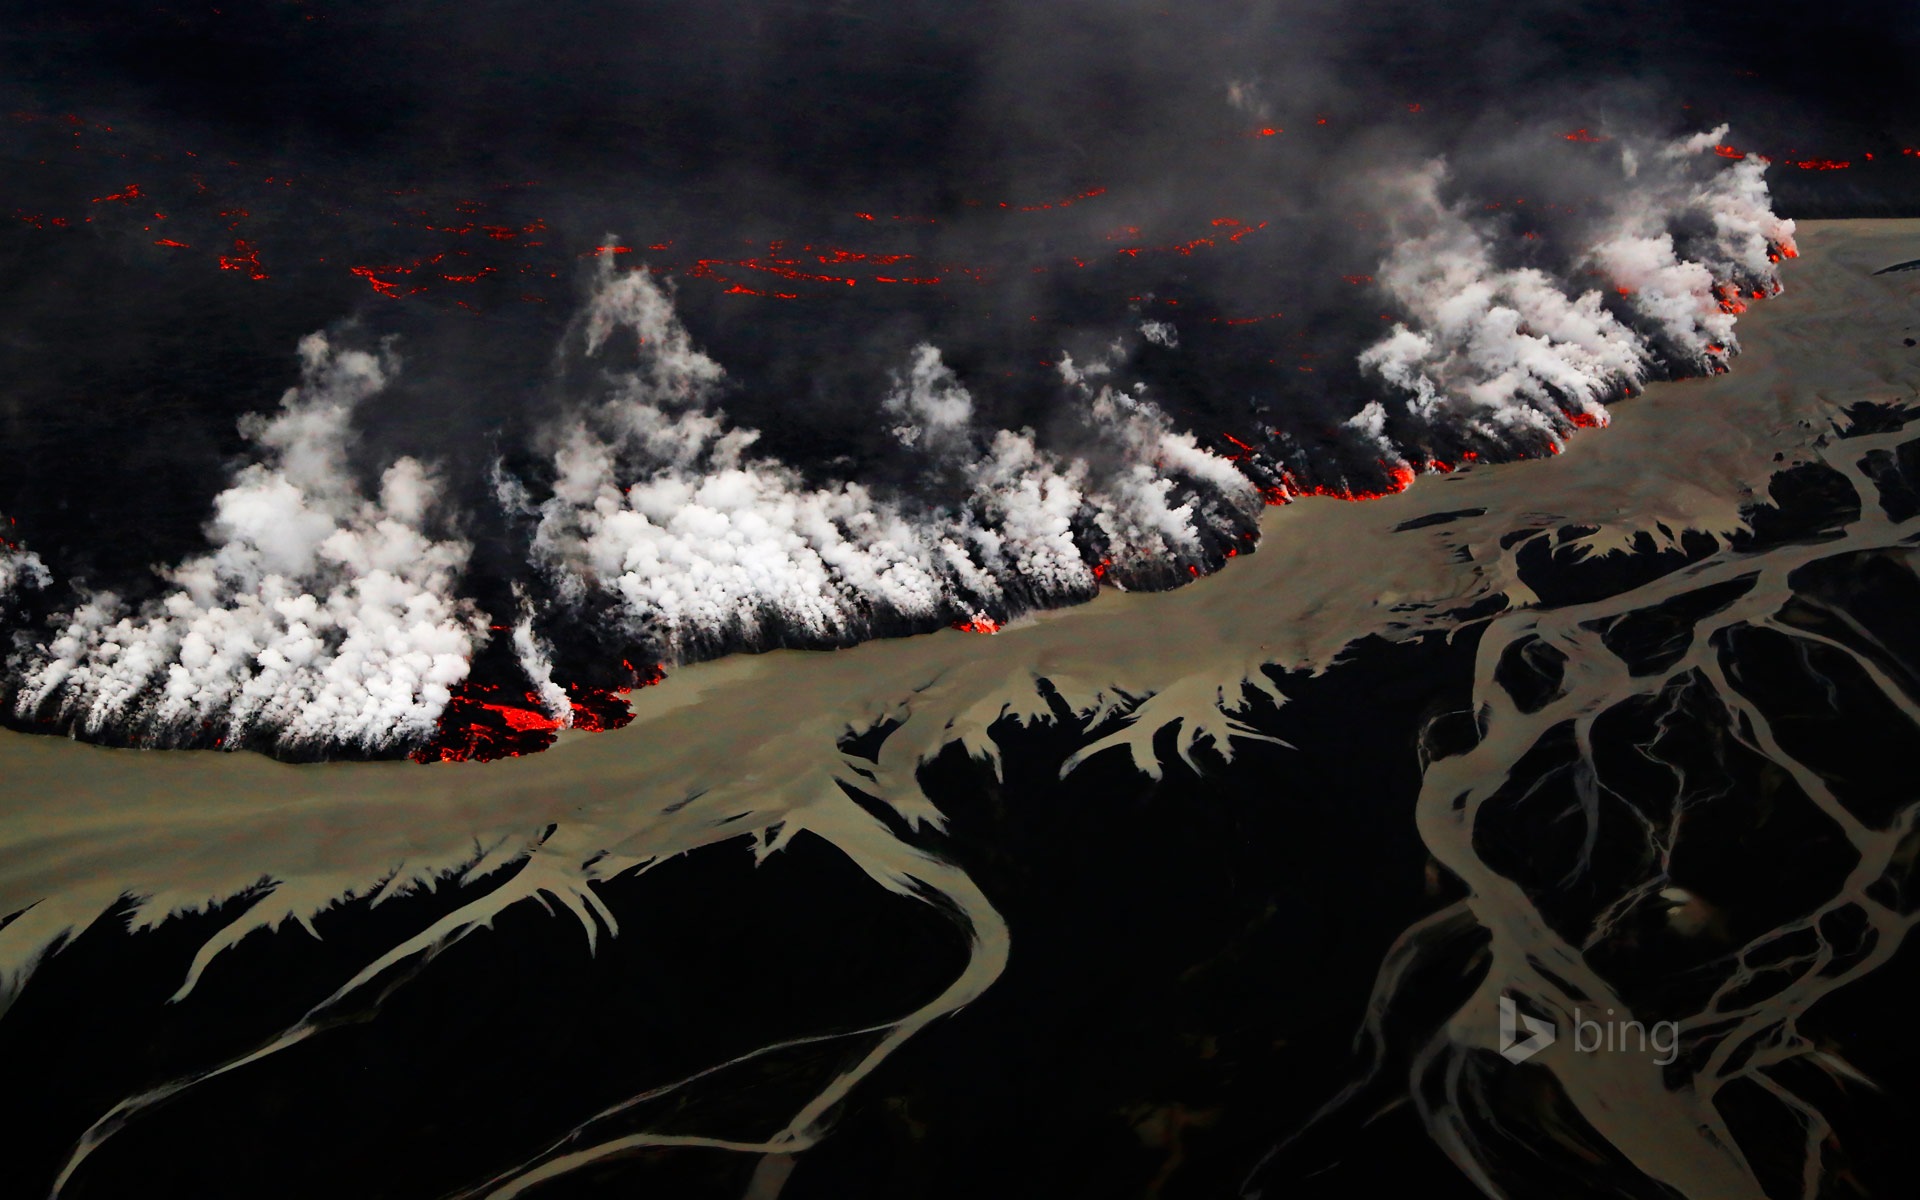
[412,685,562,762]
[1013,186,1107,211]
[414,667,662,763]
[1218,433,1257,461]
[350,265,408,298]
[1713,282,1750,314]
[1259,458,1420,506]
[217,238,267,280]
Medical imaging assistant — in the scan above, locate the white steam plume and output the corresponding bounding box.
[511,583,573,725]
[523,265,1258,664]
[1360,130,1795,455]
[1591,135,1796,366]
[9,335,485,752]
[0,528,49,618]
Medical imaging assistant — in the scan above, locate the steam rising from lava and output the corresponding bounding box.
[520,264,1259,670]
[1359,128,1796,463]
[8,337,481,753]
[0,544,48,639]
[1,130,1798,756]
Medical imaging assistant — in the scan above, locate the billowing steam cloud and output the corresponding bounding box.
[1594,130,1797,356]
[1359,128,1796,459]
[0,132,1798,758]
[7,336,483,753]
[0,533,48,618]
[1359,160,1651,442]
[519,265,1261,670]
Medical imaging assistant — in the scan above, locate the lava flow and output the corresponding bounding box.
[412,667,662,764]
